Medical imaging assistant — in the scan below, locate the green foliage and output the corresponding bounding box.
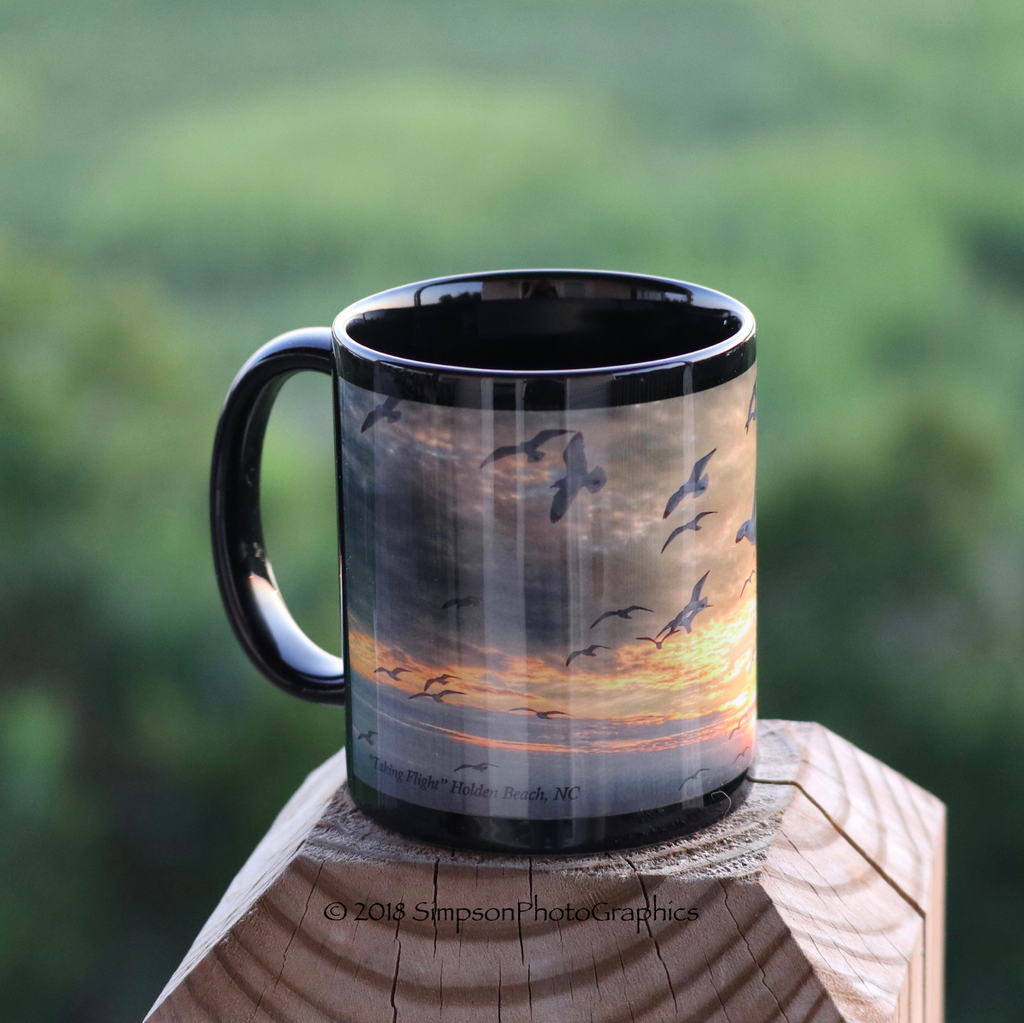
[759,406,1024,1017]
[74,78,619,285]
[0,0,1023,1019]
[0,247,343,1017]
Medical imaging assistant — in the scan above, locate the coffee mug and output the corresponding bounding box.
[211,270,757,853]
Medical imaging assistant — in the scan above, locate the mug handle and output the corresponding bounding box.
[210,327,346,703]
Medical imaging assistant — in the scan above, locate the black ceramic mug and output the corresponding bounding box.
[211,270,757,853]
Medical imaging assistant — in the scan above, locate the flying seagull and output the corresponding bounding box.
[361,395,401,433]
[735,499,756,546]
[510,708,569,719]
[734,746,752,764]
[408,689,465,703]
[375,666,412,682]
[679,767,709,791]
[657,571,711,638]
[661,511,717,553]
[481,429,574,468]
[637,626,680,650]
[740,570,756,597]
[357,730,377,745]
[454,762,496,773]
[590,605,654,629]
[566,644,611,666]
[550,432,606,523]
[663,449,716,518]
[745,381,757,433]
[728,722,746,739]
[441,596,480,610]
[424,674,460,690]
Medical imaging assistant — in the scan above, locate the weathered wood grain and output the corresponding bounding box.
[146,721,944,1023]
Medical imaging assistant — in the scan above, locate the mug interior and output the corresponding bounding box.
[339,271,749,373]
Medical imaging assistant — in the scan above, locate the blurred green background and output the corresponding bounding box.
[1,0,1022,1018]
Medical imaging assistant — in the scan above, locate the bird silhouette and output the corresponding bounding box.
[408,690,465,703]
[510,708,569,719]
[566,644,611,666]
[375,666,411,682]
[357,730,377,745]
[657,571,711,638]
[735,498,756,546]
[674,611,706,635]
[740,570,756,597]
[361,395,401,433]
[481,429,574,468]
[661,511,717,553]
[424,674,460,690]
[550,432,606,523]
[734,746,752,764]
[727,709,751,740]
[679,767,709,791]
[454,762,496,773]
[636,627,680,650]
[663,449,716,518]
[745,382,757,433]
[590,605,654,629]
[441,596,480,610]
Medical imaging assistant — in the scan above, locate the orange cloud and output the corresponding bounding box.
[348,597,755,732]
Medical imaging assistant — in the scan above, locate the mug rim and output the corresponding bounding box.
[332,268,755,379]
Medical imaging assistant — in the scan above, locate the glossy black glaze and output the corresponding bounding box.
[349,771,752,855]
[210,327,346,703]
[335,270,755,410]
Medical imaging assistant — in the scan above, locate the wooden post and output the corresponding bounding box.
[145,721,944,1023]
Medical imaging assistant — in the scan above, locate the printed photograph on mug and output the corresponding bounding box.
[344,365,757,822]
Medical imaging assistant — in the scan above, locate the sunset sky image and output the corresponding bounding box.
[340,364,756,817]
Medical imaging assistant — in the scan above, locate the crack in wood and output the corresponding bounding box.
[432,857,440,957]
[699,937,734,1023]
[624,857,678,1013]
[249,860,324,1023]
[720,880,791,1023]
[389,937,402,1023]
[748,777,926,918]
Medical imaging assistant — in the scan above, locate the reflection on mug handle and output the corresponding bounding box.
[210,327,346,703]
